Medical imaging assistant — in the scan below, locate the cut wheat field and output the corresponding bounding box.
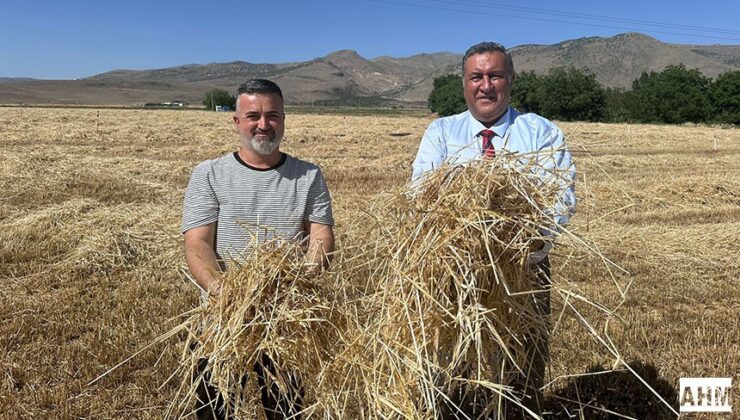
[0,107,738,419]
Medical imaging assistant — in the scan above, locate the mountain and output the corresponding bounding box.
[0,77,37,84]
[0,33,737,106]
[511,32,738,88]
[80,50,462,105]
[688,44,740,67]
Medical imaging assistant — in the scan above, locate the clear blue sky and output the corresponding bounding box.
[2,0,739,79]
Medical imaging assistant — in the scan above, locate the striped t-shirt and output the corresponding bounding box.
[181,152,334,265]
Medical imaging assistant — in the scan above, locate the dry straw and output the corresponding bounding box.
[165,237,355,418]
[142,153,634,418]
[350,154,566,418]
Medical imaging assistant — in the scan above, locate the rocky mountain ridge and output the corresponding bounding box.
[1,32,737,106]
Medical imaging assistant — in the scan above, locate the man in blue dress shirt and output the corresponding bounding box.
[412,41,577,417]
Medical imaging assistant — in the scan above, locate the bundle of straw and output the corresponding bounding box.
[168,239,353,418]
[352,157,564,418]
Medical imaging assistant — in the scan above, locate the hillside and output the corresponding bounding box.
[512,32,737,88]
[0,33,737,106]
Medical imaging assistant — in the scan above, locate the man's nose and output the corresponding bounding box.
[480,76,493,91]
[257,115,270,130]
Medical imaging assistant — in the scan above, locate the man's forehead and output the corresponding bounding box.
[464,52,507,73]
[238,93,284,111]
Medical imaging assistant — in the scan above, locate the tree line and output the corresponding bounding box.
[203,89,236,111]
[428,65,740,125]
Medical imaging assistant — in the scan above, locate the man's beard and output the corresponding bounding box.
[241,133,281,155]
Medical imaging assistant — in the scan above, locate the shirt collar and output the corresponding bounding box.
[467,107,514,139]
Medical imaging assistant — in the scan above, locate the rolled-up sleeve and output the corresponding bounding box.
[411,121,447,182]
[536,126,577,231]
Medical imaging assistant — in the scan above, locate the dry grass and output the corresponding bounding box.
[343,159,570,418]
[0,107,738,418]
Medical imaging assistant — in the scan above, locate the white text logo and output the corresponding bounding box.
[679,377,732,413]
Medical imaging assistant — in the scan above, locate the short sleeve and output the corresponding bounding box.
[181,161,220,233]
[304,168,334,226]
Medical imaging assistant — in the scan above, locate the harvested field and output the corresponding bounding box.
[0,107,738,418]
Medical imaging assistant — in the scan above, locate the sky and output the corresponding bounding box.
[2,0,739,79]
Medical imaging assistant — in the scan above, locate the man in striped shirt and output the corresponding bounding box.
[181,79,334,420]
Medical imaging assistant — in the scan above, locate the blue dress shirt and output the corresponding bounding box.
[411,107,576,257]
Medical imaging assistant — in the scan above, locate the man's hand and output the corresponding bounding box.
[529,239,545,252]
[304,220,335,272]
[207,281,222,297]
[300,260,322,277]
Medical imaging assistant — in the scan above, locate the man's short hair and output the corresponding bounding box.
[237,79,283,100]
[462,42,515,79]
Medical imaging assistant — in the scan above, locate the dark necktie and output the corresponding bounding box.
[480,129,496,158]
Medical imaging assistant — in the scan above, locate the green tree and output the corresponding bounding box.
[511,71,542,114]
[203,89,236,111]
[537,67,606,122]
[428,74,466,117]
[628,64,712,124]
[709,70,740,125]
[603,87,630,123]
[632,70,654,91]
